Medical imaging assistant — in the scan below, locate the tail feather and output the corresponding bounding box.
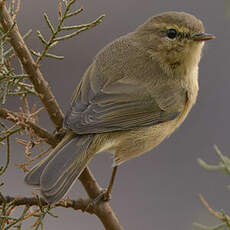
[25,132,95,204]
[24,132,76,186]
[40,135,94,203]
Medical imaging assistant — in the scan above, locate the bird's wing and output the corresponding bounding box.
[64,65,187,134]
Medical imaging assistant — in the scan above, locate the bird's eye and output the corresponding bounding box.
[167,29,177,39]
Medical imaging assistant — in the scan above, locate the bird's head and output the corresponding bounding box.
[133,11,215,75]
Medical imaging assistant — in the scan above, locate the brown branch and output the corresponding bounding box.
[0,107,58,147]
[0,193,93,213]
[0,192,123,230]
[12,0,21,20]
[199,194,222,219]
[79,168,123,230]
[0,2,123,230]
[0,1,64,130]
[199,194,230,227]
[0,122,123,229]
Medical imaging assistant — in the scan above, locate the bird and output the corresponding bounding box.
[25,11,215,204]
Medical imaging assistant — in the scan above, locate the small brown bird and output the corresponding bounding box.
[25,11,214,203]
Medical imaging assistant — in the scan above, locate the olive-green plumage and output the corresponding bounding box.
[25,11,214,203]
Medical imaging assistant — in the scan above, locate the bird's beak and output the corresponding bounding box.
[192,33,215,41]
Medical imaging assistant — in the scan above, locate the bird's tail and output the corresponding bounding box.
[25,132,95,203]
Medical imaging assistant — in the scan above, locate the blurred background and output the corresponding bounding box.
[1,0,230,229]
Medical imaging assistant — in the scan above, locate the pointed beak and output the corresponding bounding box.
[192,33,215,41]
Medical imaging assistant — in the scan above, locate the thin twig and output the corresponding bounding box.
[199,194,222,219]
[0,2,64,129]
[12,0,21,20]
[0,136,10,176]
[0,107,58,147]
[199,194,230,227]
[0,195,94,214]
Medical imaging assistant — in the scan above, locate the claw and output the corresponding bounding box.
[85,189,111,211]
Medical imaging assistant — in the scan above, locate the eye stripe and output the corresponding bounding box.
[166,29,191,40]
[178,32,190,39]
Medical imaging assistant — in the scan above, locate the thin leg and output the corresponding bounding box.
[103,166,118,201]
[85,166,118,210]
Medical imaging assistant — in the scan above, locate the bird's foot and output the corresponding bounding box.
[94,189,112,202]
[85,189,111,211]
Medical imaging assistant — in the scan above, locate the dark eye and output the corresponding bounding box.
[167,29,177,39]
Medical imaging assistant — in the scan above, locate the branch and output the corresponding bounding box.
[79,168,123,230]
[198,194,223,220]
[0,2,123,229]
[0,1,64,130]
[0,193,93,213]
[0,189,123,230]
[197,194,230,228]
[0,107,58,147]
[0,114,123,229]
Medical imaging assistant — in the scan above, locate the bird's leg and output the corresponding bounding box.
[103,165,118,201]
[85,166,118,210]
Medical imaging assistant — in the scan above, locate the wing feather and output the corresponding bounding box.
[64,64,187,134]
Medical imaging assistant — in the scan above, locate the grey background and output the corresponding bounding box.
[1,0,230,229]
